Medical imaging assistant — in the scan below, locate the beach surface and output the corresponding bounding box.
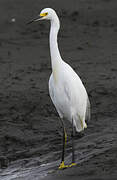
[0,0,117,179]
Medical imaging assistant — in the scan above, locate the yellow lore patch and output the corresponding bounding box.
[40,12,48,17]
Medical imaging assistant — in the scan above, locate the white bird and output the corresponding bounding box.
[28,8,90,169]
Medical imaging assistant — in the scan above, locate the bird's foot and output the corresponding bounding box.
[58,161,69,169]
[59,161,77,169]
[68,162,77,167]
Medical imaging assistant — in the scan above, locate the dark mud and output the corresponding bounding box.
[0,0,117,179]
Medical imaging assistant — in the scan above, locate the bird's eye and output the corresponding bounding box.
[45,12,48,15]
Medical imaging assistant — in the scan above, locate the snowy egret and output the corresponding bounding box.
[28,8,90,169]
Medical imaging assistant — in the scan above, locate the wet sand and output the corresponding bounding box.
[0,0,117,179]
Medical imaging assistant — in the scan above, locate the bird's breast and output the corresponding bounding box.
[52,64,62,84]
[53,67,58,83]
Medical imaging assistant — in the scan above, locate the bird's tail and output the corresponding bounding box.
[73,114,87,132]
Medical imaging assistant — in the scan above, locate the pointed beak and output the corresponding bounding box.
[27,15,43,25]
[27,13,48,25]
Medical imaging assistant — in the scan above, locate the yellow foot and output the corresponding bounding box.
[59,162,77,169]
[58,161,69,169]
[68,163,77,167]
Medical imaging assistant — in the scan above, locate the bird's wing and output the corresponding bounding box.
[63,81,71,102]
[85,97,91,122]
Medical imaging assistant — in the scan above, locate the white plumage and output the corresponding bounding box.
[49,62,90,132]
[29,8,90,168]
[41,8,90,132]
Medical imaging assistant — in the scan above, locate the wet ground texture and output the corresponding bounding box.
[0,0,117,179]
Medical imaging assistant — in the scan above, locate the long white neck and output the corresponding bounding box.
[49,16,62,73]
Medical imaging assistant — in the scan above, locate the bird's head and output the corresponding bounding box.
[28,8,59,24]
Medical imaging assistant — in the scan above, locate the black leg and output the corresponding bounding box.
[62,126,65,162]
[59,118,67,169]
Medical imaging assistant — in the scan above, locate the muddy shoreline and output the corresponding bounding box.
[0,0,117,179]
